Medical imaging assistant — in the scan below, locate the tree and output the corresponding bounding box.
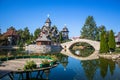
[95,28,99,41]
[99,58,108,78]
[100,30,109,53]
[17,29,24,46]
[23,27,30,41]
[17,27,30,46]
[7,26,15,31]
[98,25,106,32]
[51,25,59,43]
[97,25,106,41]
[104,32,109,53]
[108,30,116,52]
[34,28,41,39]
[81,60,99,80]
[59,32,63,43]
[81,16,98,40]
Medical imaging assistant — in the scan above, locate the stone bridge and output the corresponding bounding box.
[60,39,100,60]
[61,39,100,51]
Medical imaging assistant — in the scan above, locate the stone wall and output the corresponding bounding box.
[25,44,51,53]
[25,44,62,54]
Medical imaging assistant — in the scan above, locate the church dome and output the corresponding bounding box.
[62,27,69,32]
[45,18,51,23]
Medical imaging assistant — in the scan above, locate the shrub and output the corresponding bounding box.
[51,55,58,62]
[108,30,116,52]
[23,60,37,70]
[42,60,50,64]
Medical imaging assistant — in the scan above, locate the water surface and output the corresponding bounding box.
[0,49,120,80]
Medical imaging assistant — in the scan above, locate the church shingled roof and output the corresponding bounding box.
[45,18,51,23]
[4,28,18,36]
[36,32,51,42]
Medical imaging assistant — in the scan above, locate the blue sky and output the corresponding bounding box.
[0,0,120,37]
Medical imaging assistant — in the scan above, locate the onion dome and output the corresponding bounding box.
[62,26,69,32]
[45,18,51,23]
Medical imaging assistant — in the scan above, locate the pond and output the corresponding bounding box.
[1,49,120,80]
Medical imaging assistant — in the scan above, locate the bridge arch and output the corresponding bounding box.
[61,39,100,51]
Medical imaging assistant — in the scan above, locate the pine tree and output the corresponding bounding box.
[108,30,116,52]
[81,16,98,40]
[100,31,109,53]
[100,30,105,53]
[104,32,109,53]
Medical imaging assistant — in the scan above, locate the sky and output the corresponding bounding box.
[0,0,120,37]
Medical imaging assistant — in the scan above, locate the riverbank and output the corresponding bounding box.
[98,53,120,60]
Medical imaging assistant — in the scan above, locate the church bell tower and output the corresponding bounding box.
[45,14,51,27]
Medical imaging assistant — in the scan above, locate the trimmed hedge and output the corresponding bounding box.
[0,55,55,61]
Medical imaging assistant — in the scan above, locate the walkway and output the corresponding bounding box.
[0,58,52,72]
[0,58,58,79]
[61,39,100,51]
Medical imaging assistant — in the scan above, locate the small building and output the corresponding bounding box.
[61,26,69,40]
[3,27,18,45]
[115,32,120,45]
[36,32,51,45]
[26,32,51,53]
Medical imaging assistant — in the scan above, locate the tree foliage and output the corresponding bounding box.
[7,26,15,31]
[100,29,116,53]
[108,30,116,52]
[23,60,37,70]
[100,30,109,53]
[34,28,41,39]
[99,58,115,78]
[23,27,30,40]
[81,60,99,80]
[98,25,106,32]
[17,27,31,46]
[97,25,106,41]
[59,32,63,43]
[81,16,98,40]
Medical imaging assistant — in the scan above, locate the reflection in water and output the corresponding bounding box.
[71,48,94,57]
[81,58,117,80]
[61,56,68,71]
[70,42,95,57]
[81,60,99,80]
[0,49,120,80]
[116,60,120,68]
[44,70,50,79]
[75,50,80,56]
[99,58,115,79]
[0,48,25,57]
[56,54,69,71]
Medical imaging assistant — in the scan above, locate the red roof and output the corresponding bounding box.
[4,29,18,36]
